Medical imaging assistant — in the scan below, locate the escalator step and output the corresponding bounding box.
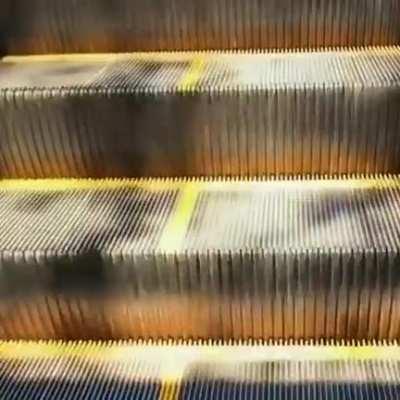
[0,176,400,340]
[1,47,400,178]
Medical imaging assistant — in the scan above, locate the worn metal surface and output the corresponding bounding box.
[0,176,400,340]
[1,47,400,178]
[0,340,399,399]
[1,0,399,54]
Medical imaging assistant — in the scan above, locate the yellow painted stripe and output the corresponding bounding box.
[3,54,116,64]
[159,380,181,400]
[0,341,113,360]
[0,179,181,193]
[158,182,201,252]
[178,56,206,92]
[0,176,398,193]
[3,52,199,65]
[1,341,400,361]
[3,47,394,65]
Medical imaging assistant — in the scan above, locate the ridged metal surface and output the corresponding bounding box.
[0,340,399,399]
[1,47,400,178]
[1,176,400,340]
[1,0,399,54]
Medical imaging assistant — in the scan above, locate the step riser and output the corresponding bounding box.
[1,250,399,340]
[2,87,399,178]
[2,0,400,54]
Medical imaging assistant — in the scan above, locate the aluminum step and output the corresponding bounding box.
[1,175,400,340]
[1,47,400,178]
[1,0,399,54]
[0,340,398,399]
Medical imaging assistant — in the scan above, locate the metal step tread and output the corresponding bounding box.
[1,176,400,254]
[1,176,400,341]
[2,47,400,92]
[0,340,399,399]
[1,47,400,178]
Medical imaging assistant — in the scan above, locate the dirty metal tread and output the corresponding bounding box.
[0,340,399,400]
[1,47,400,178]
[1,0,400,54]
[0,176,400,341]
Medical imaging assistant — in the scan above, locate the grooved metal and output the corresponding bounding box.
[1,47,400,178]
[0,341,399,400]
[1,176,400,341]
[1,0,400,54]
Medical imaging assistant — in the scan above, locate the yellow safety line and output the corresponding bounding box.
[3,52,200,64]
[177,56,206,92]
[0,179,181,192]
[159,379,181,400]
[1,341,400,361]
[158,182,201,252]
[0,176,398,193]
[3,54,117,64]
[0,341,115,360]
